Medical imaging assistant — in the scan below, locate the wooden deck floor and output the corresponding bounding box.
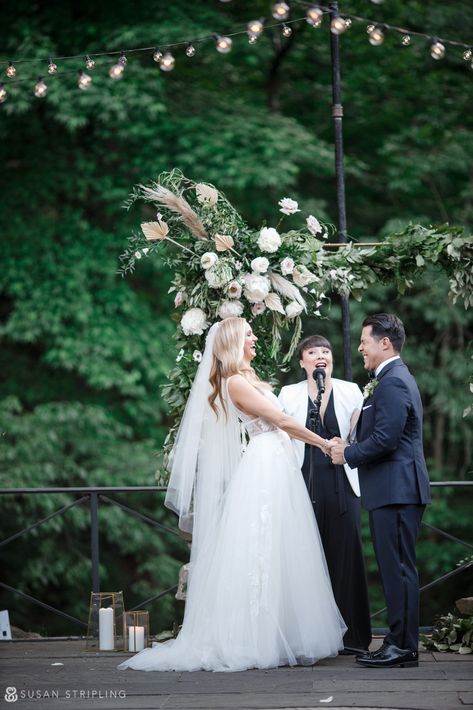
[0,638,472,710]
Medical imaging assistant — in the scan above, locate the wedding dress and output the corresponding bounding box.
[119,384,346,672]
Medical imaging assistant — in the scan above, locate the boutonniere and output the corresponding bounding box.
[362,378,378,399]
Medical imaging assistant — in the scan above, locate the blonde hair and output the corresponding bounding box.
[208,317,270,417]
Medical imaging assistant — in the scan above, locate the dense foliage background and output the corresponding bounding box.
[1,0,472,637]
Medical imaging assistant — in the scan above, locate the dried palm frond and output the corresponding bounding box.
[264,292,285,315]
[139,184,208,240]
[269,272,306,310]
[141,220,169,241]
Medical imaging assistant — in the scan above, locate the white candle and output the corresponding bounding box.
[128,625,145,652]
[99,607,114,650]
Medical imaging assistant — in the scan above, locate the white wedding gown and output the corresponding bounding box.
[119,390,346,672]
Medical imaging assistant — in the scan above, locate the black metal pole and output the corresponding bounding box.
[90,492,100,592]
[329,1,353,381]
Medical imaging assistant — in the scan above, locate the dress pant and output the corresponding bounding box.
[369,504,425,651]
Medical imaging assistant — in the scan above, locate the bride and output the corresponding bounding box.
[119,317,346,672]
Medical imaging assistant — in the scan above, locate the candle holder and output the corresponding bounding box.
[124,611,150,653]
[86,591,125,652]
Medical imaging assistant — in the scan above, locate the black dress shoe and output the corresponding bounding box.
[356,644,418,668]
[339,646,369,656]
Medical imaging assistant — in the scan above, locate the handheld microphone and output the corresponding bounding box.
[312,368,326,393]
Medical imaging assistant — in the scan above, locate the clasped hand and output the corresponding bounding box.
[323,436,348,464]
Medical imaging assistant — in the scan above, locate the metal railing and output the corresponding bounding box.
[0,481,472,633]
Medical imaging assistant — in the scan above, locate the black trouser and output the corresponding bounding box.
[369,504,425,652]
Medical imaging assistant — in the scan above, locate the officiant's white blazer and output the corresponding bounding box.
[278,378,363,497]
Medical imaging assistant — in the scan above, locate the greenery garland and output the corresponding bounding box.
[120,170,473,476]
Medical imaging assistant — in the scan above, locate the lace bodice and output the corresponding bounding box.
[227,380,279,438]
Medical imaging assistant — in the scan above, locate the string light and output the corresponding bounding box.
[272,2,290,21]
[48,58,58,75]
[85,55,96,70]
[160,51,175,71]
[430,39,446,60]
[185,43,196,57]
[247,19,264,39]
[366,24,376,34]
[306,3,323,27]
[109,55,126,79]
[401,34,411,46]
[282,24,293,37]
[369,25,385,46]
[345,18,352,29]
[0,83,6,103]
[78,70,92,90]
[464,48,473,61]
[6,62,16,78]
[153,48,163,63]
[34,77,48,98]
[215,35,232,54]
[248,34,258,45]
[331,16,348,35]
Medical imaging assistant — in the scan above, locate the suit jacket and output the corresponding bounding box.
[278,378,363,497]
[344,358,431,511]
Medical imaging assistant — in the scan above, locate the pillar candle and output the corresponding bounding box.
[128,625,145,652]
[99,607,114,650]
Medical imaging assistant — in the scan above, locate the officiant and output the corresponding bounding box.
[279,335,372,653]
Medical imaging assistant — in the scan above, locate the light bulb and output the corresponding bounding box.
[366,24,375,34]
[464,48,473,61]
[430,40,445,60]
[118,53,127,65]
[48,58,57,75]
[6,62,16,78]
[215,35,232,54]
[282,24,292,37]
[153,48,163,63]
[185,43,196,57]
[401,34,411,46]
[109,61,125,79]
[78,70,92,90]
[306,4,323,27]
[331,16,347,35]
[0,83,6,103]
[34,77,48,98]
[369,26,384,46]
[160,51,175,71]
[272,2,290,21]
[248,35,258,45]
[344,18,352,29]
[247,19,264,38]
[85,55,96,70]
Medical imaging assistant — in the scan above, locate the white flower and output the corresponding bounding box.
[243,273,270,303]
[176,348,185,362]
[257,227,281,253]
[174,291,186,307]
[292,264,318,287]
[196,183,218,207]
[278,197,300,215]
[251,256,270,274]
[192,350,202,363]
[219,300,244,319]
[135,251,142,259]
[205,263,233,289]
[227,280,242,299]
[234,260,243,271]
[306,215,323,236]
[142,247,149,255]
[201,252,218,270]
[285,301,304,319]
[280,257,295,275]
[251,302,266,316]
[181,308,209,336]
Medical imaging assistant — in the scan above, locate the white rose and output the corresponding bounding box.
[219,300,244,319]
[227,280,242,299]
[251,256,270,274]
[180,308,209,336]
[306,215,323,236]
[280,257,295,275]
[278,197,300,215]
[285,301,304,319]
[243,273,270,303]
[201,252,218,270]
[251,302,266,316]
[195,183,218,207]
[257,227,281,253]
[174,291,186,307]
[292,264,318,287]
[193,350,202,362]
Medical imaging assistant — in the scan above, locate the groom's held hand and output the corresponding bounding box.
[330,438,348,465]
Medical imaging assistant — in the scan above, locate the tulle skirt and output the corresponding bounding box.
[118,430,346,672]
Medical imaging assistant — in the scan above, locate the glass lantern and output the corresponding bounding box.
[86,591,125,651]
[124,611,150,652]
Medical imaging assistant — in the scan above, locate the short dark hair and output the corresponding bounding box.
[297,335,332,361]
[362,313,405,353]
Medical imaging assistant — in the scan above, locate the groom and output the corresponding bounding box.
[330,313,430,668]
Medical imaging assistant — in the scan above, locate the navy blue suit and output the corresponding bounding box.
[344,358,430,651]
